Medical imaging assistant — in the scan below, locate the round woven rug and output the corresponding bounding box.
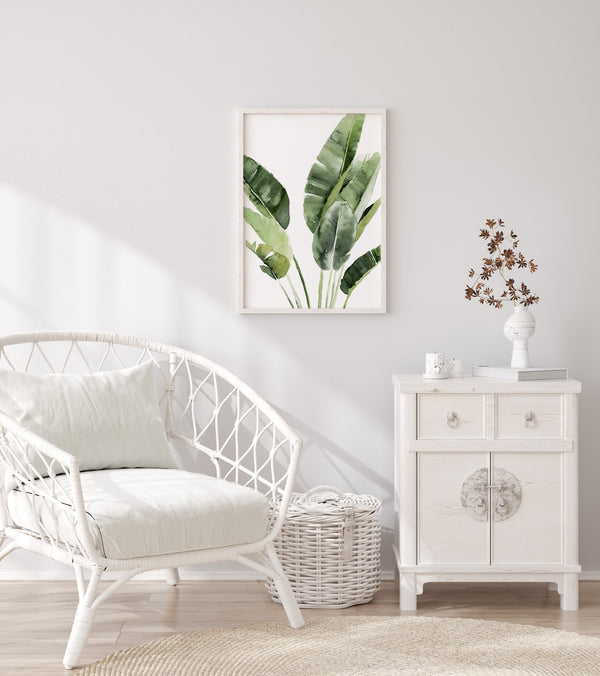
[78,616,600,675]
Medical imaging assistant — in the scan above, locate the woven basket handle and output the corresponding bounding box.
[301,485,347,502]
[298,485,355,562]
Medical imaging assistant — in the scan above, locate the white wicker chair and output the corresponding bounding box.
[0,332,304,669]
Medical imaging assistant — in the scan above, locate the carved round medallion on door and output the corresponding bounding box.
[460,467,521,522]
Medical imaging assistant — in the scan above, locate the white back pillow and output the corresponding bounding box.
[0,362,176,476]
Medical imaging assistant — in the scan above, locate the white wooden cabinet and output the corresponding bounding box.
[393,375,581,610]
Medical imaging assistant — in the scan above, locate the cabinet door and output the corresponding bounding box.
[418,452,489,565]
[492,452,563,565]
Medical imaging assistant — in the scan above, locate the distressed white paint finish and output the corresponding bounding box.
[418,452,489,565]
[495,394,563,439]
[417,394,485,439]
[394,376,581,612]
[393,376,582,395]
[492,453,562,565]
[563,394,579,573]
[396,563,580,574]
[409,439,573,453]
[397,392,417,568]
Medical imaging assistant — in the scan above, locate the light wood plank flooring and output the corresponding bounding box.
[0,580,599,674]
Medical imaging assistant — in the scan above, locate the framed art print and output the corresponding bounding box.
[239,109,386,313]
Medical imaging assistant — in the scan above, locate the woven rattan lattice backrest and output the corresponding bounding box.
[0,333,297,500]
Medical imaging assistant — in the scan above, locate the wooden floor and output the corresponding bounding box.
[0,579,599,674]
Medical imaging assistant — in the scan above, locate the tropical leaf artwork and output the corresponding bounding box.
[242,112,383,310]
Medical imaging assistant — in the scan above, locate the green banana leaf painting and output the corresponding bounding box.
[242,111,384,311]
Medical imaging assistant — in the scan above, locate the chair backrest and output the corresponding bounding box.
[0,332,300,500]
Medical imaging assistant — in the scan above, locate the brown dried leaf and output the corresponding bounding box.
[467,219,538,309]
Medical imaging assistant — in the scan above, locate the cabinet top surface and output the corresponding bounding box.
[392,374,581,393]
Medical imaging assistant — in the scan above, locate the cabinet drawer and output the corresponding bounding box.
[496,394,563,439]
[418,394,485,439]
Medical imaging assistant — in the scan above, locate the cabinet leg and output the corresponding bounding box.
[560,574,579,611]
[400,574,417,611]
[394,566,400,592]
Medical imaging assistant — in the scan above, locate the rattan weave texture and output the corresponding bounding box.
[266,485,381,608]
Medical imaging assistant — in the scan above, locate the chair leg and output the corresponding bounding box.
[63,603,97,670]
[265,543,304,629]
[165,567,180,586]
[63,568,102,670]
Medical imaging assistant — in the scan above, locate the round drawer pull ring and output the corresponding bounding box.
[524,411,536,428]
[446,411,458,428]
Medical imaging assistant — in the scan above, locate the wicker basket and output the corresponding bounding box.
[267,485,381,608]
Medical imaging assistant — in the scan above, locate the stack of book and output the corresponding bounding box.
[472,366,567,381]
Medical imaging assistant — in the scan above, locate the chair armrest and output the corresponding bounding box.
[264,436,302,541]
[0,412,103,563]
[167,356,304,508]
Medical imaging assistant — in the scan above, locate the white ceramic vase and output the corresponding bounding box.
[503,305,536,368]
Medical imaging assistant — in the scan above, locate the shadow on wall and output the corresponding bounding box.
[274,407,395,573]
[0,183,395,576]
[0,182,390,469]
[0,182,205,341]
[280,406,393,497]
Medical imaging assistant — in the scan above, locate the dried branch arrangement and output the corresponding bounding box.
[465,219,539,309]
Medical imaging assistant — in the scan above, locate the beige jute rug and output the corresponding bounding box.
[79,615,600,675]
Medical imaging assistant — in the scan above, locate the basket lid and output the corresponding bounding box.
[278,485,381,518]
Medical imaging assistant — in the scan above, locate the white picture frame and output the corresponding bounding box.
[239,108,386,313]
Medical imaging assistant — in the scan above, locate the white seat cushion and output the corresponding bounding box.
[8,468,268,560]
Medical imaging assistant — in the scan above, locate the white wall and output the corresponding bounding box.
[0,0,599,578]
